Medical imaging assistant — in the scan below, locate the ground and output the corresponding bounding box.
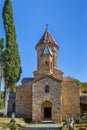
[0,117,87,130]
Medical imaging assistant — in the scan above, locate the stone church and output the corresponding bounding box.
[15,29,80,123]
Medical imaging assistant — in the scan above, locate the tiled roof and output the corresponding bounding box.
[36,29,58,48]
[9,92,16,98]
[80,93,87,104]
[63,77,73,82]
[21,78,34,84]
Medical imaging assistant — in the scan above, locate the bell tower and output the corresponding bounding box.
[34,28,63,81]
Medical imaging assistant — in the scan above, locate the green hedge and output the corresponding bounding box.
[0,99,4,110]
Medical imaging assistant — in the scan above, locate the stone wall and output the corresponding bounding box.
[62,77,80,120]
[32,76,62,123]
[16,82,32,118]
[8,92,15,115]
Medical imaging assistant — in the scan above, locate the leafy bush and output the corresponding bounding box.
[80,83,87,93]
[10,121,18,130]
[0,99,4,110]
[1,91,5,99]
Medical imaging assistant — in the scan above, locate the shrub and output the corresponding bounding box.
[10,121,18,130]
[0,99,4,110]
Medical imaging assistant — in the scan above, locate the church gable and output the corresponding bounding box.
[32,76,62,122]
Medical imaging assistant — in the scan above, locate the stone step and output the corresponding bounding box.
[22,128,61,130]
[41,121,54,124]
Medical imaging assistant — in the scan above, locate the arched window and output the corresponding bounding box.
[45,85,49,93]
[45,61,49,65]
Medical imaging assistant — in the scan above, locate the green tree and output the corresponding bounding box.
[10,82,16,92]
[80,83,87,93]
[0,38,4,62]
[2,0,21,116]
[2,0,21,88]
[0,38,4,99]
[73,78,81,86]
[0,38,4,52]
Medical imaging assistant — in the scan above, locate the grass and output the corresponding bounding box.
[0,117,87,130]
[75,124,87,130]
[0,117,25,130]
[62,124,87,130]
[0,117,62,129]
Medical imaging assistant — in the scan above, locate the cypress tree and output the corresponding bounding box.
[2,0,21,88]
[0,38,4,62]
[0,38,4,52]
[0,38,4,99]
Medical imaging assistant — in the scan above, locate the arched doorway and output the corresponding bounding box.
[42,101,52,120]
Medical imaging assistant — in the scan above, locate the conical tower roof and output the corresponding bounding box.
[36,29,59,49]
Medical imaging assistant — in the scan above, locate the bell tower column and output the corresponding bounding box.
[34,29,63,80]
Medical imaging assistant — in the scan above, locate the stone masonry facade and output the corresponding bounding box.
[62,77,80,120]
[16,82,32,118]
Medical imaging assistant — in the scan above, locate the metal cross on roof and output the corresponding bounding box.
[46,24,49,30]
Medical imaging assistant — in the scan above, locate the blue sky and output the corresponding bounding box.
[0,0,87,90]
